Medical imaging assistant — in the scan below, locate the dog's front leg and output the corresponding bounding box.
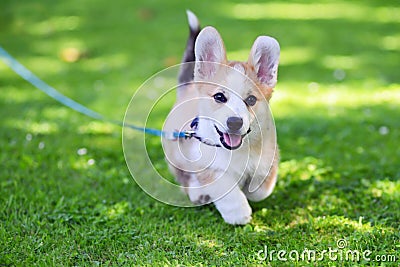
[214,186,252,225]
[186,171,252,225]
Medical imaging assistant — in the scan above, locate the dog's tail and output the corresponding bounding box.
[178,10,201,84]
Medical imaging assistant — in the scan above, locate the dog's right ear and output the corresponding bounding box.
[194,26,227,80]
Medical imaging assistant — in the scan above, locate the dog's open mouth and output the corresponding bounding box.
[214,125,250,150]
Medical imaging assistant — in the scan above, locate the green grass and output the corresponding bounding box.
[1,0,399,266]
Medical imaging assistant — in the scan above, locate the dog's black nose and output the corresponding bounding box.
[227,116,243,132]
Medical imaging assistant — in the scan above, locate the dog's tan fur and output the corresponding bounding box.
[162,13,280,224]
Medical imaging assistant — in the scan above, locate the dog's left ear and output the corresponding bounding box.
[248,36,280,88]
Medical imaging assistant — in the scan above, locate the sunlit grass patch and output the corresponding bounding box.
[27,16,81,35]
[219,2,400,23]
[77,121,117,135]
[273,82,400,114]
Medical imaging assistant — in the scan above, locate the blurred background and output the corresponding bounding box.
[1,0,398,114]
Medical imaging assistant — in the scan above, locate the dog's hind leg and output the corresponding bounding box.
[245,166,278,202]
[244,150,279,202]
[178,10,201,85]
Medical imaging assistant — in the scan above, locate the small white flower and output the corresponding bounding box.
[307,82,319,93]
[378,126,389,135]
[38,142,45,150]
[26,133,32,141]
[77,148,87,156]
[333,69,346,81]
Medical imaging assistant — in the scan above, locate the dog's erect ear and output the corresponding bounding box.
[194,26,226,79]
[248,36,280,88]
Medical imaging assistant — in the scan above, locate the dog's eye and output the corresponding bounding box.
[213,92,227,103]
[245,95,257,106]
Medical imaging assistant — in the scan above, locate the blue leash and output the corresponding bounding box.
[0,46,193,140]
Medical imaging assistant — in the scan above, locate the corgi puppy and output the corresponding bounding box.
[162,11,280,225]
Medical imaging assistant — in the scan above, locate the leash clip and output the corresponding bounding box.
[169,130,196,141]
[184,130,196,139]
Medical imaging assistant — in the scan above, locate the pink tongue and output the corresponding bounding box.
[223,133,242,147]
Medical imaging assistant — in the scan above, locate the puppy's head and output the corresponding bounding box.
[192,27,280,150]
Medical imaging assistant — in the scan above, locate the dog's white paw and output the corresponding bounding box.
[213,186,253,225]
[219,203,252,225]
[223,212,252,225]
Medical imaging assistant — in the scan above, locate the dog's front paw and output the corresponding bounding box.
[214,187,253,225]
[223,212,252,225]
[220,203,252,225]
